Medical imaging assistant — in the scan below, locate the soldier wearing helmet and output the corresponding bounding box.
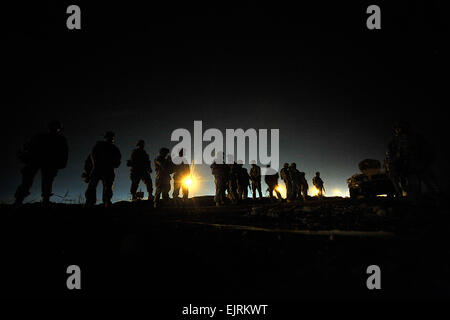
[14,120,68,205]
[236,161,250,200]
[388,120,440,200]
[312,172,325,197]
[280,163,292,200]
[288,163,302,200]
[249,162,263,200]
[84,131,121,207]
[127,139,153,201]
[154,147,174,207]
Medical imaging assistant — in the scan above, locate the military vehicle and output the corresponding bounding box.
[347,159,395,199]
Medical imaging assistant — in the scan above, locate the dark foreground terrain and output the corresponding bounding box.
[1,196,449,300]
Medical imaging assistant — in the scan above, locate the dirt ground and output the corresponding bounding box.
[1,196,449,299]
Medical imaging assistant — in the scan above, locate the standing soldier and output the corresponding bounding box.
[312,172,325,197]
[237,162,250,200]
[14,120,68,205]
[127,140,153,201]
[85,131,121,207]
[211,157,229,206]
[249,163,263,199]
[288,163,302,200]
[280,163,292,200]
[299,172,309,200]
[388,121,440,200]
[154,147,174,207]
[172,149,190,200]
[264,165,282,200]
[228,162,240,204]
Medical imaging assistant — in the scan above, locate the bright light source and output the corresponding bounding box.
[309,186,320,196]
[183,175,194,187]
[333,189,342,196]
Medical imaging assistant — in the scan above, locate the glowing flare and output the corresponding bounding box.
[183,177,193,187]
[309,186,320,196]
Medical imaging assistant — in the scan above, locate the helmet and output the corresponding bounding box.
[104,131,115,139]
[136,140,145,147]
[48,120,62,132]
[159,147,170,155]
[393,121,410,133]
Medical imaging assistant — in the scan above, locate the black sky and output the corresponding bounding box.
[2,1,448,202]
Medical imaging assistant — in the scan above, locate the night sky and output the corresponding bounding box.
[2,1,448,203]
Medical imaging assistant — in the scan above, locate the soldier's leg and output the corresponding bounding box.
[154,184,162,206]
[214,177,220,203]
[237,185,243,200]
[85,175,100,205]
[172,180,181,198]
[220,179,227,204]
[257,181,262,198]
[162,181,170,200]
[303,184,308,199]
[142,172,153,200]
[285,181,291,200]
[291,184,298,199]
[14,165,39,204]
[275,189,282,200]
[251,182,256,199]
[268,185,274,198]
[389,172,403,197]
[230,182,238,203]
[102,173,115,206]
[41,167,58,203]
[130,173,140,200]
[182,185,189,199]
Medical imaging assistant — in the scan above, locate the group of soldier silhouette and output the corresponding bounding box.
[13,120,439,207]
[210,159,325,206]
[14,122,191,208]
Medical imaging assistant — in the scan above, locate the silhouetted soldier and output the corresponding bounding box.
[288,163,302,200]
[264,165,282,200]
[237,162,250,200]
[85,131,121,207]
[172,149,190,200]
[388,121,440,200]
[313,172,325,197]
[211,157,229,206]
[299,172,309,200]
[249,163,262,199]
[127,140,153,201]
[14,120,68,205]
[154,147,174,207]
[280,163,292,200]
